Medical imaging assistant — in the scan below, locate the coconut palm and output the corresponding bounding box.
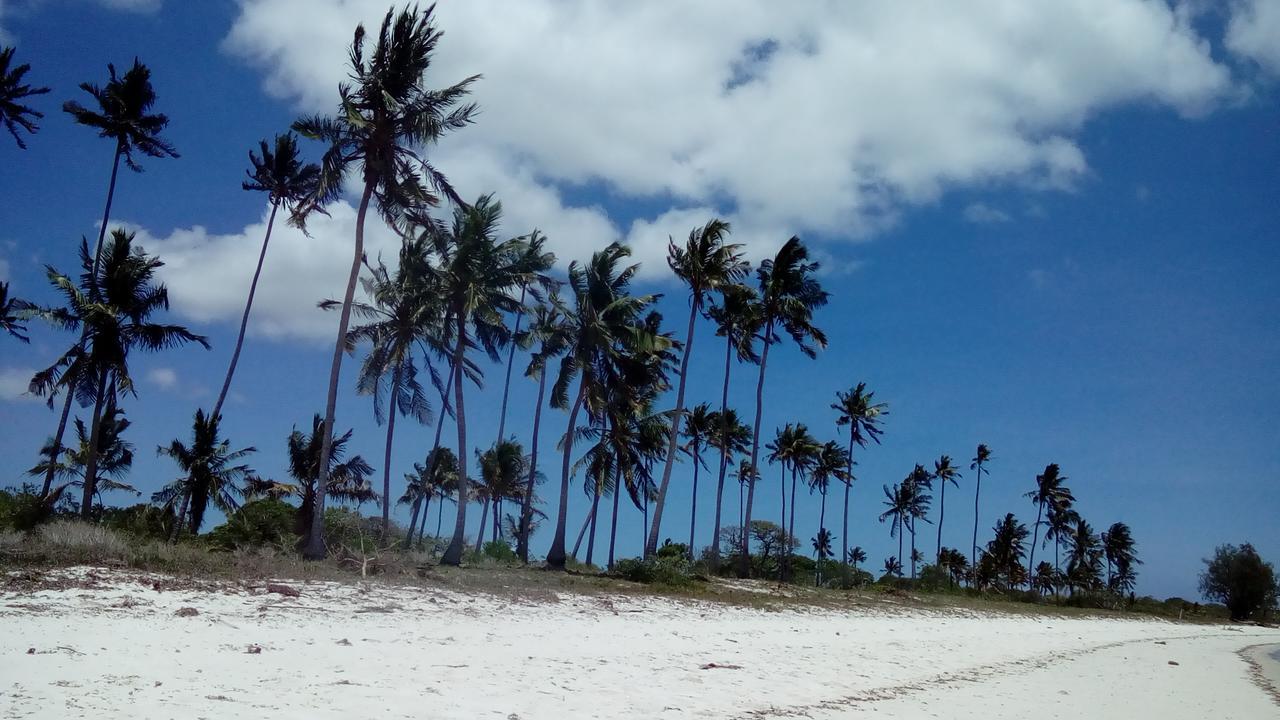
[292,5,478,559]
[848,545,867,572]
[812,528,833,565]
[1032,561,1056,596]
[211,133,322,422]
[409,446,460,544]
[680,403,715,559]
[647,219,746,556]
[1,46,49,149]
[284,414,377,544]
[1065,517,1103,595]
[931,455,961,564]
[810,440,850,578]
[739,237,828,577]
[515,291,571,562]
[29,396,137,509]
[986,513,1030,592]
[706,406,751,564]
[879,483,908,577]
[428,195,528,566]
[766,422,818,578]
[1025,463,1072,578]
[153,410,255,534]
[473,440,529,550]
[495,230,557,444]
[883,555,902,578]
[44,58,179,499]
[1102,521,1141,595]
[1,281,34,342]
[735,458,757,530]
[705,283,759,567]
[30,231,208,516]
[546,243,666,570]
[831,382,887,569]
[901,465,934,579]
[1044,495,1079,576]
[969,443,991,567]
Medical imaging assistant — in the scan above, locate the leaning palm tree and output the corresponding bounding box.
[931,455,961,564]
[429,195,527,566]
[739,237,828,577]
[30,231,208,516]
[1,46,50,149]
[680,403,715,559]
[515,291,571,562]
[153,410,255,534]
[831,382,887,568]
[1025,463,1071,578]
[1,281,34,342]
[647,219,745,556]
[211,133,322,422]
[705,283,759,567]
[44,58,179,499]
[969,443,991,567]
[292,5,478,559]
[546,243,665,569]
[1044,494,1079,576]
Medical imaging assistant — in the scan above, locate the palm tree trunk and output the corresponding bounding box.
[493,498,501,544]
[738,333,773,578]
[607,463,622,569]
[687,443,700,562]
[787,465,798,576]
[91,140,124,274]
[78,370,110,519]
[909,519,917,580]
[474,496,490,552]
[777,461,787,582]
[419,495,431,546]
[585,487,600,567]
[406,496,421,547]
[379,363,403,545]
[936,479,945,565]
[546,381,585,569]
[440,310,470,566]
[817,488,828,586]
[435,497,444,540]
[709,336,733,568]
[647,299,699,557]
[304,180,373,559]
[971,461,982,569]
[571,502,594,558]
[898,527,904,577]
[42,391,75,497]
[168,492,190,541]
[518,369,547,563]
[495,285,526,444]
[842,432,854,568]
[212,200,279,422]
[1028,500,1044,581]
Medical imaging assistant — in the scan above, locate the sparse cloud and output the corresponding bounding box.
[963,203,1012,224]
[1226,0,1280,76]
[146,367,178,390]
[0,367,37,403]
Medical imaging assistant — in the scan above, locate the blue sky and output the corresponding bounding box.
[1,0,1277,599]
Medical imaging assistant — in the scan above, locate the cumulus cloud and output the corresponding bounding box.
[963,203,1012,224]
[146,367,178,390]
[0,367,37,403]
[1226,0,1280,76]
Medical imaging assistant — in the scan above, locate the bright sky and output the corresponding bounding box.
[1,0,1277,600]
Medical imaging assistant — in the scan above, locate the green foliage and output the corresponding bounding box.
[656,541,688,561]
[205,499,298,552]
[100,503,174,541]
[322,507,383,553]
[1199,543,1279,621]
[0,486,57,532]
[611,554,695,588]
[482,540,518,563]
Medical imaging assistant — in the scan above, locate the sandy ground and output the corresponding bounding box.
[1,567,1277,719]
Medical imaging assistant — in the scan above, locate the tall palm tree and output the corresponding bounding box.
[902,465,934,579]
[969,443,991,568]
[931,455,961,564]
[292,5,478,559]
[1102,521,1140,594]
[1,281,34,342]
[325,238,440,542]
[647,219,745,556]
[831,382,887,568]
[739,237,828,577]
[1044,494,1079,576]
[546,243,665,569]
[495,231,557,444]
[766,422,818,578]
[1065,517,1102,595]
[705,283,759,568]
[810,439,849,583]
[879,482,907,577]
[29,395,138,509]
[1025,463,1071,578]
[848,545,866,573]
[430,195,527,566]
[211,133,321,422]
[284,414,377,544]
[706,406,751,564]
[473,440,528,550]
[45,58,179,499]
[30,231,208,516]
[681,403,714,559]
[1,46,50,149]
[515,291,571,562]
[153,410,255,534]
[986,513,1030,592]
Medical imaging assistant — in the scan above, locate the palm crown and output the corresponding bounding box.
[832,382,888,447]
[1,46,51,149]
[243,132,322,216]
[154,410,255,533]
[63,58,178,171]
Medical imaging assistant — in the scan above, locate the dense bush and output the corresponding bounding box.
[611,553,695,588]
[101,504,175,542]
[482,540,518,563]
[1199,543,1279,621]
[205,499,298,551]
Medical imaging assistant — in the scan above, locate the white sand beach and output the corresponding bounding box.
[1,567,1277,719]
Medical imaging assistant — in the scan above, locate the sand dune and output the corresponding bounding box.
[1,567,1277,719]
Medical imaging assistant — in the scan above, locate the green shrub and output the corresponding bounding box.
[0,485,60,532]
[322,507,383,553]
[610,554,695,588]
[205,499,299,551]
[482,540,518,563]
[656,541,688,560]
[101,504,175,541]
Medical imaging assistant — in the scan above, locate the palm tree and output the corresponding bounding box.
[495,231,557,444]
[429,195,527,566]
[153,410,255,534]
[812,528,833,563]
[882,556,902,578]
[901,465,934,579]
[1025,463,1071,578]
[739,237,828,577]
[29,396,138,509]
[647,219,745,556]
[515,292,571,562]
[284,414,377,544]
[406,446,460,545]
[211,133,321,422]
[931,455,961,564]
[30,232,208,516]
[848,546,866,573]
[705,284,759,567]
[681,403,715,560]
[986,513,1030,592]
[1102,521,1140,594]
[1,46,50,149]
[831,382,887,570]
[1044,495,1079,576]
[1065,517,1103,595]
[546,243,665,569]
[1,281,33,342]
[810,440,849,581]
[473,440,528,550]
[879,483,907,577]
[1032,561,1056,596]
[325,238,440,542]
[44,58,179,499]
[735,458,757,530]
[969,443,991,567]
[766,422,818,578]
[292,5,478,559]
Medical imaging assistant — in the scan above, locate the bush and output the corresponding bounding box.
[101,504,175,542]
[205,499,298,552]
[610,554,695,588]
[0,485,63,532]
[323,507,383,553]
[1200,543,1279,621]
[656,541,688,560]
[482,540,518,563]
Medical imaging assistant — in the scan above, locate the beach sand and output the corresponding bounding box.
[1,567,1277,719]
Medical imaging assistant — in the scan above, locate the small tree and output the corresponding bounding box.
[1199,543,1279,621]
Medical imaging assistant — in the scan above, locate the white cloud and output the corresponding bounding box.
[0,367,37,403]
[963,203,1012,224]
[146,367,178,390]
[1226,0,1280,76]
